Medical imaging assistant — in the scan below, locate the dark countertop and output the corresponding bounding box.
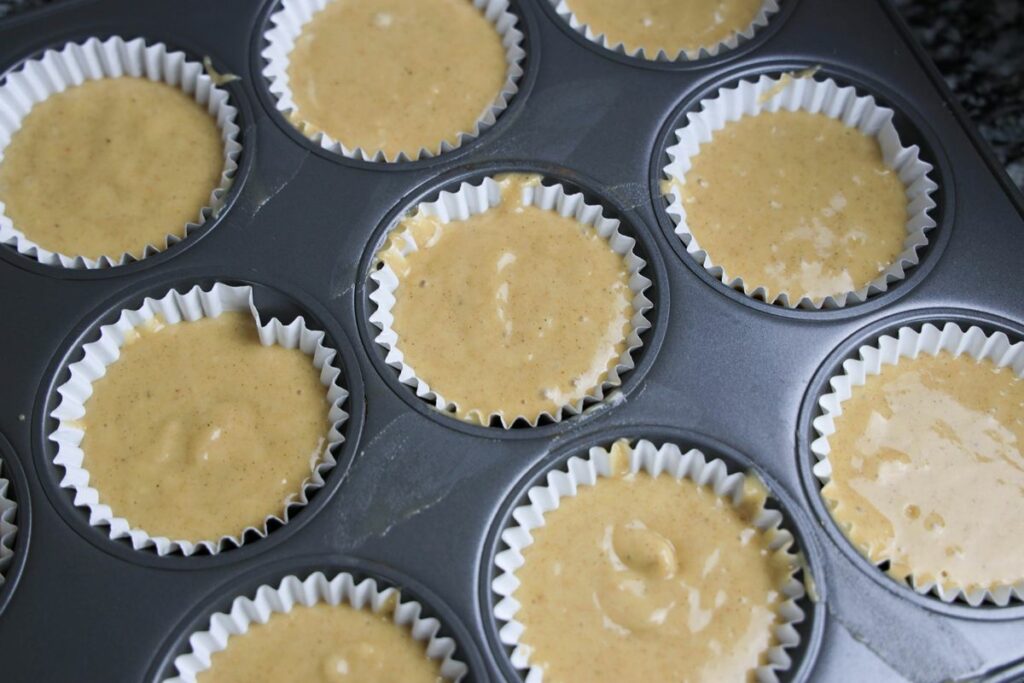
[1,0,1022,189]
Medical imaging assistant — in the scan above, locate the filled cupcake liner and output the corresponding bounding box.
[0,459,17,588]
[811,322,1024,606]
[492,438,807,682]
[663,73,938,309]
[48,283,349,556]
[548,0,780,61]
[0,36,242,269]
[261,0,525,163]
[368,175,653,428]
[167,570,468,682]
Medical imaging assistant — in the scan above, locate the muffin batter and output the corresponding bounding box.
[565,0,763,56]
[825,352,1024,593]
[515,441,795,682]
[379,174,633,425]
[80,312,329,542]
[0,77,223,260]
[287,0,508,158]
[199,600,443,683]
[672,110,908,303]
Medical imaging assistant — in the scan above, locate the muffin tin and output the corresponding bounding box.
[0,0,1022,680]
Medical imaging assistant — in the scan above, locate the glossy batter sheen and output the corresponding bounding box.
[825,352,1024,592]
[199,600,443,683]
[674,110,908,303]
[379,174,633,425]
[287,0,507,157]
[0,77,223,259]
[80,312,329,542]
[566,0,762,55]
[515,441,794,682]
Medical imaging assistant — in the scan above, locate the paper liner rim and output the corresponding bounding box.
[662,72,938,310]
[490,438,807,682]
[368,175,653,428]
[810,321,1024,606]
[0,35,242,269]
[548,0,780,62]
[166,570,468,682]
[48,282,349,557]
[0,460,17,588]
[260,0,525,163]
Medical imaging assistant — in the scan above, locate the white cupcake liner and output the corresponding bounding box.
[0,459,17,588]
[261,0,525,163]
[811,322,1024,606]
[167,571,467,682]
[663,73,938,309]
[368,175,653,428]
[549,0,780,61]
[492,438,807,682]
[48,283,349,556]
[0,36,242,269]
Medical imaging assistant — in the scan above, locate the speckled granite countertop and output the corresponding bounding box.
[1,0,1022,189]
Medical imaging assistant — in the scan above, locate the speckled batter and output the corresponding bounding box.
[514,440,795,682]
[566,0,763,55]
[287,0,508,157]
[0,77,223,259]
[80,312,329,542]
[199,600,443,683]
[825,352,1024,593]
[672,109,908,303]
[378,174,633,425]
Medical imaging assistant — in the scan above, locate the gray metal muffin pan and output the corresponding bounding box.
[0,0,1022,681]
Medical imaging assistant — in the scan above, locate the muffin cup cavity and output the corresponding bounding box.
[491,438,807,682]
[0,36,242,269]
[811,322,1024,606]
[48,283,349,556]
[166,570,467,682]
[548,0,780,62]
[0,460,17,588]
[368,175,653,428]
[662,73,938,309]
[260,0,525,163]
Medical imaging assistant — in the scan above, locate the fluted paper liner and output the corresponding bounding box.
[49,283,349,556]
[0,459,16,588]
[261,0,525,163]
[663,73,938,309]
[492,439,806,682]
[167,571,467,682]
[369,176,653,427]
[811,322,1024,606]
[549,0,779,61]
[0,36,241,269]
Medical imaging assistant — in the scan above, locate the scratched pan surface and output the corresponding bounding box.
[0,0,1022,681]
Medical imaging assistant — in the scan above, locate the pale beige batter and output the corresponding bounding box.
[566,0,763,55]
[825,352,1024,593]
[80,312,329,542]
[515,441,795,683]
[672,110,908,303]
[379,174,633,425]
[199,600,443,683]
[0,77,223,260]
[287,0,508,158]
